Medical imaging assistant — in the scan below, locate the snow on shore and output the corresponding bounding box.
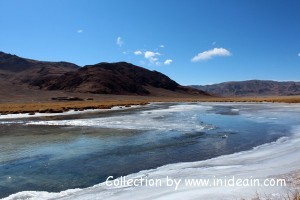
[0,105,142,120]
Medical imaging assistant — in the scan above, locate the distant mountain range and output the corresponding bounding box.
[191,80,300,97]
[0,51,208,97]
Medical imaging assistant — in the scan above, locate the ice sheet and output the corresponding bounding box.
[3,103,300,200]
[24,104,214,132]
[3,126,300,200]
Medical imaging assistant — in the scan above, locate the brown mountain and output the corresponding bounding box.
[44,62,193,95]
[191,80,300,97]
[0,51,79,86]
[0,51,208,97]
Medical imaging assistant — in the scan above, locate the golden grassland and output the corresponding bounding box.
[204,96,300,103]
[0,96,300,115]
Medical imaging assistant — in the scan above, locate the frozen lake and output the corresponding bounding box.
[1,103,300,199]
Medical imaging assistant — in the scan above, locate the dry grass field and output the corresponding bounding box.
[1,94,300,115]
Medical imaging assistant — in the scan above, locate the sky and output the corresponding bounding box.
[0,0,300,85]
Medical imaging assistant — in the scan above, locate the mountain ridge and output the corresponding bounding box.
[0,51,209,97]
[191,80,300,97]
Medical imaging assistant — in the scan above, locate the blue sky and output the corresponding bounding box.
[0,0,300,85]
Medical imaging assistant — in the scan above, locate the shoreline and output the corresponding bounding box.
[1,96,300,115]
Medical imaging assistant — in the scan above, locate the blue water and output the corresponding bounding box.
[0,103,299,198]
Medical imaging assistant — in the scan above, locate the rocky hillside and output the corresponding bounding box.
[45,62,180,95]
[0,51,79,86]
[0,51,208,96]
[191,80,300,97]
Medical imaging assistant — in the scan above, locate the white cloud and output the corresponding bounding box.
[298,52,300,57]
[144,51,161,64]
[191,48,231,62]
[77,29,83,33]
[134,50,143,55]
[164,59,172,65]
[144,51,160,59]
[116,37,123,47]
[134,49,170,66]
[160,45,165,48]
[149,57,158,63]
